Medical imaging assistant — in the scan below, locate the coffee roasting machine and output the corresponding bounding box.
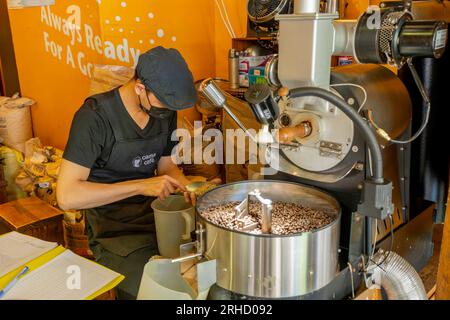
[171,0,449,300]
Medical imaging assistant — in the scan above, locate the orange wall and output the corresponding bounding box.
[8,0,103,149]
[345,0,371,18]
[8,0,371,149]
[8,0,216,149]
[97,1,215,78]
[214,0,247,79]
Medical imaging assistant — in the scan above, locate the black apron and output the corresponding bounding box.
[83,90,169,258]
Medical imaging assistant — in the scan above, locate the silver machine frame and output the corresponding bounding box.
[181,0,449,300]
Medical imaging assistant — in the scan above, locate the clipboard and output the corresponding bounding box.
[0,232,124,300]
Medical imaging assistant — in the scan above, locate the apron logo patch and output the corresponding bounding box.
[133,154,157,168]
[132,157,143,168]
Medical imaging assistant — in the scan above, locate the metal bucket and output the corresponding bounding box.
[196,180,341,298]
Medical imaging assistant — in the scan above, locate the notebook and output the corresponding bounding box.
[0,232,124,300]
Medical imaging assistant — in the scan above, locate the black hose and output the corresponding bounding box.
[289,87,384,183]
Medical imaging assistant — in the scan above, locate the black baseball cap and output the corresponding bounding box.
[135,46,198,110]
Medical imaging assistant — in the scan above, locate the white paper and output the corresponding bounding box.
[0,232,57,278]
[435,29,448,50]
[2,250,121,300]
[7,0,55,9]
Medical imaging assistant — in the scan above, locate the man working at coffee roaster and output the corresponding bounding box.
[57,47,213,300]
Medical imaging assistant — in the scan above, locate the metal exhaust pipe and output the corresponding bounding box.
[368,251,427,300]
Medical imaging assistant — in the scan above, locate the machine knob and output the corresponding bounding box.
[278,87,290,98]
[245,84,280,125]
[278,122,312,143]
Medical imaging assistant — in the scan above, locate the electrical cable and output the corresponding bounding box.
[368,103,430,145]
[347,262,355,299]
[359,218,379,274]
[330,83,368,114]
[221,0,236,38]
[366,59,432,145]
[360,254,369,286]
[367,110,380,130]
[391,101,431,144]
[370,220,378,260]
[370,214,394,270]
[214,0,234,38]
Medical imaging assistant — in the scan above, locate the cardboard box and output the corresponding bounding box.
[249,66,268,86]
[239,55,272,87]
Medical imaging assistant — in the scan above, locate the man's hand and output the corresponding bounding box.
[139,175,187,201]
[183,178,222,206]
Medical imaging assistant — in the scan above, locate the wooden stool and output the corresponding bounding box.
[0,196,64,244]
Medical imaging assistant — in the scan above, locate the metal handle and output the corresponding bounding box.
[200,78,226,108]
[200,78,259,144]
[254,193,273,234]
[180,211,194,241]
[222,104,259,144]
[170,223,206,264]
[234,189,273,234]
[171,252,203,264]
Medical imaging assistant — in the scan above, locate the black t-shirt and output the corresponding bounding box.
[63,88,178,175]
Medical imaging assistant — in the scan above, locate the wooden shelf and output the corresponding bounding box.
[233,37,275,41]
[231,37,278,53]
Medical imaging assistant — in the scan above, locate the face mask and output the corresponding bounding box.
[148,106,175,120]
[138,91,175,120]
